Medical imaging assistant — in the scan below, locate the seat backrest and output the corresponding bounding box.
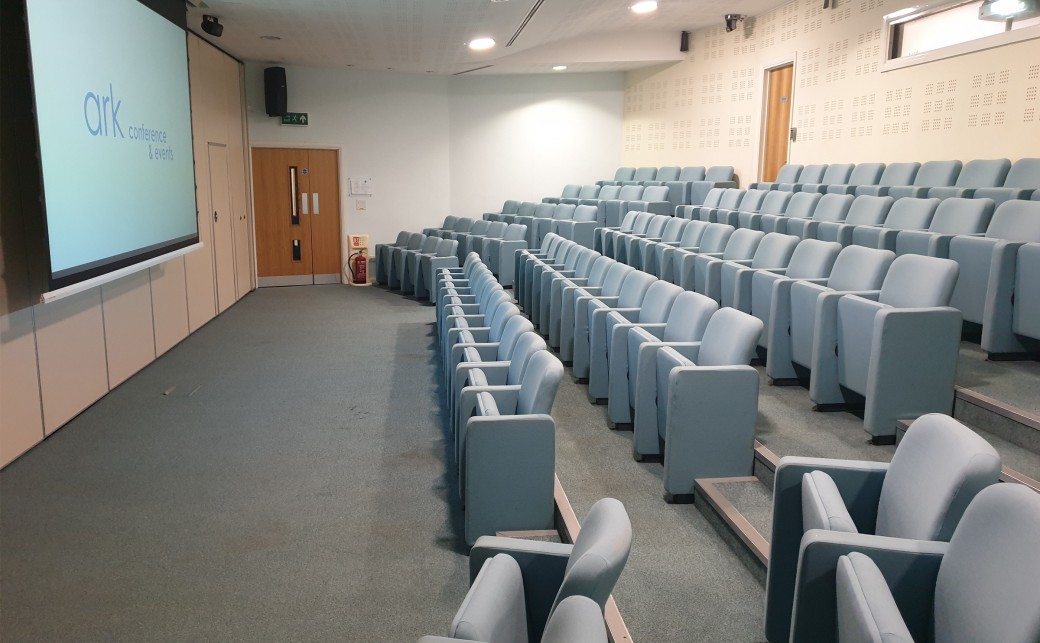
[599,185,622,200]
[784,192,823,218]
[631,211,655,233]
[613,167,636,182]
[845,195,895,226]
[600,263,632,296]
[718,188,745,210]
[537,233,558,254]
[736,189,769,212]
[933,483,1040,643]
[552,498,632,615]
[517,202,537,217]
[500,202,519,215]
[826,245,895,291]
[662,291,718,342]
[656,166,681,181]
[786,239,842,279]
[1002,157,1040,187]
[928,197,995,234]
[436,239,459,257]
[913,160,962,187]
[419,236,440,253]
[572,205,599,223]
[633,167,658,182]
[750,233,800,268]
[984,200,1040,241]
[468,220,491,236]
[878,254,959,307]
[586,257,613,288]
[847,162,885,186]
[577,184,601,199]
[876,414,1000,541]
[540,596,608,643]
[811,194,855,222]
[699,223,736,253]
[679,166,707,181]
[644,215,669,239]
[560,184,582,198]
[877,162,920,187]
[516,350,564,415]
[574,249,600,276]
[696,308,764,366]
[820,163,855,185]
[393,230,410,245]
[485,221,508,238]
[506,331,550,386]
[701,188,727,208]
[641,185,671,202]
[705,165,735,182]
[616,270,657,308]
[496,315,537,361]
[618,211,641,232]
[638,281,683,323]
[882,197,940,230]
[798,164,829,184]
[721,228,766,260]
[454,218,475,233]
[760,190,794,215]
[774,164,803,183]
[407,232,425,249]
[618,185,644,200]
[954,158,1010,188]
[678,220,709,246]
[534,203,556,218]
[561,244,585,271]
[660,217,688,241]
[553,204,577,221]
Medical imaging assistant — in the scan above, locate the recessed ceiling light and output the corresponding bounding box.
[631,1,658,13]
[468,37,496,50]
[260,35,281,40]
[552,65,567,71]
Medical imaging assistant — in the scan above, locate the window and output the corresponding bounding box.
[883,0,1040,70]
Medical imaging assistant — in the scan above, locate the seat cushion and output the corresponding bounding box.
[450,554,528,643]
[802,470,858,533]
[836,553,914,643]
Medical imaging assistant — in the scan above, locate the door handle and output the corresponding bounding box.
[301,192,309,215]
[213,211,218,222]
[312,192,320,215]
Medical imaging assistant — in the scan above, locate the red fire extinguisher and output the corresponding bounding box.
[349,251,368,284]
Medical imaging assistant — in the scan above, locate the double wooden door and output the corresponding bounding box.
[252,148,342,286]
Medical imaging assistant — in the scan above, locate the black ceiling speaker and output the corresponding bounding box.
[201,15,223,37]
[264,67,287,117]
[680,30,690,52]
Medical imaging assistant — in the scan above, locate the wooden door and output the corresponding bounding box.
[761,64,794,183]
[304,149,342,284]
[252,148,312,285]
[208,143,237,312]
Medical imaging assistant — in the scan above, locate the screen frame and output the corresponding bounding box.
[22,0,199,292]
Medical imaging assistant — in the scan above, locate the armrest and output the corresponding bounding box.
[606,308,641,323]
[764,456,890,643]
[460,384,521,415]
[790,530,948,642]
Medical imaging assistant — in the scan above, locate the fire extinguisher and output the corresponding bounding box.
[347,251,368,284]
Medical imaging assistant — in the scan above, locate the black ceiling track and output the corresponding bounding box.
[453,65,495,75]
[506,0,546,47]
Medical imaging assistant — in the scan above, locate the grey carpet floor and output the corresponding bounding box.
[1,285,468,642]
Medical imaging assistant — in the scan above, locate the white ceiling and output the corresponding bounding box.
[186,0,788,75]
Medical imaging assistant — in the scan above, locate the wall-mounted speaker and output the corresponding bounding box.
[264,67,287,117]
[680,30,690,53]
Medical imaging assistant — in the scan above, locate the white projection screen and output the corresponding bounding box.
[25,0,198,290]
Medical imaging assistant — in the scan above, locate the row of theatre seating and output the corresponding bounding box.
[420,252,633,643]
[377,162,1040,643]
[511,235,1040,642]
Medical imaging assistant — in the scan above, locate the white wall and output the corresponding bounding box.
[449,73,624,217]
[620,0,1040,183]
[244,65,625,248]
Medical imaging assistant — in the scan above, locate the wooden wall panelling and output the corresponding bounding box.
[150,257,189,356]
[101,271,156,388]
[227,61,254,299]
[0,309,44,467]
[34,288,108,434]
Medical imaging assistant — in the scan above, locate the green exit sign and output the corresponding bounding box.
[281,112,309,126]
